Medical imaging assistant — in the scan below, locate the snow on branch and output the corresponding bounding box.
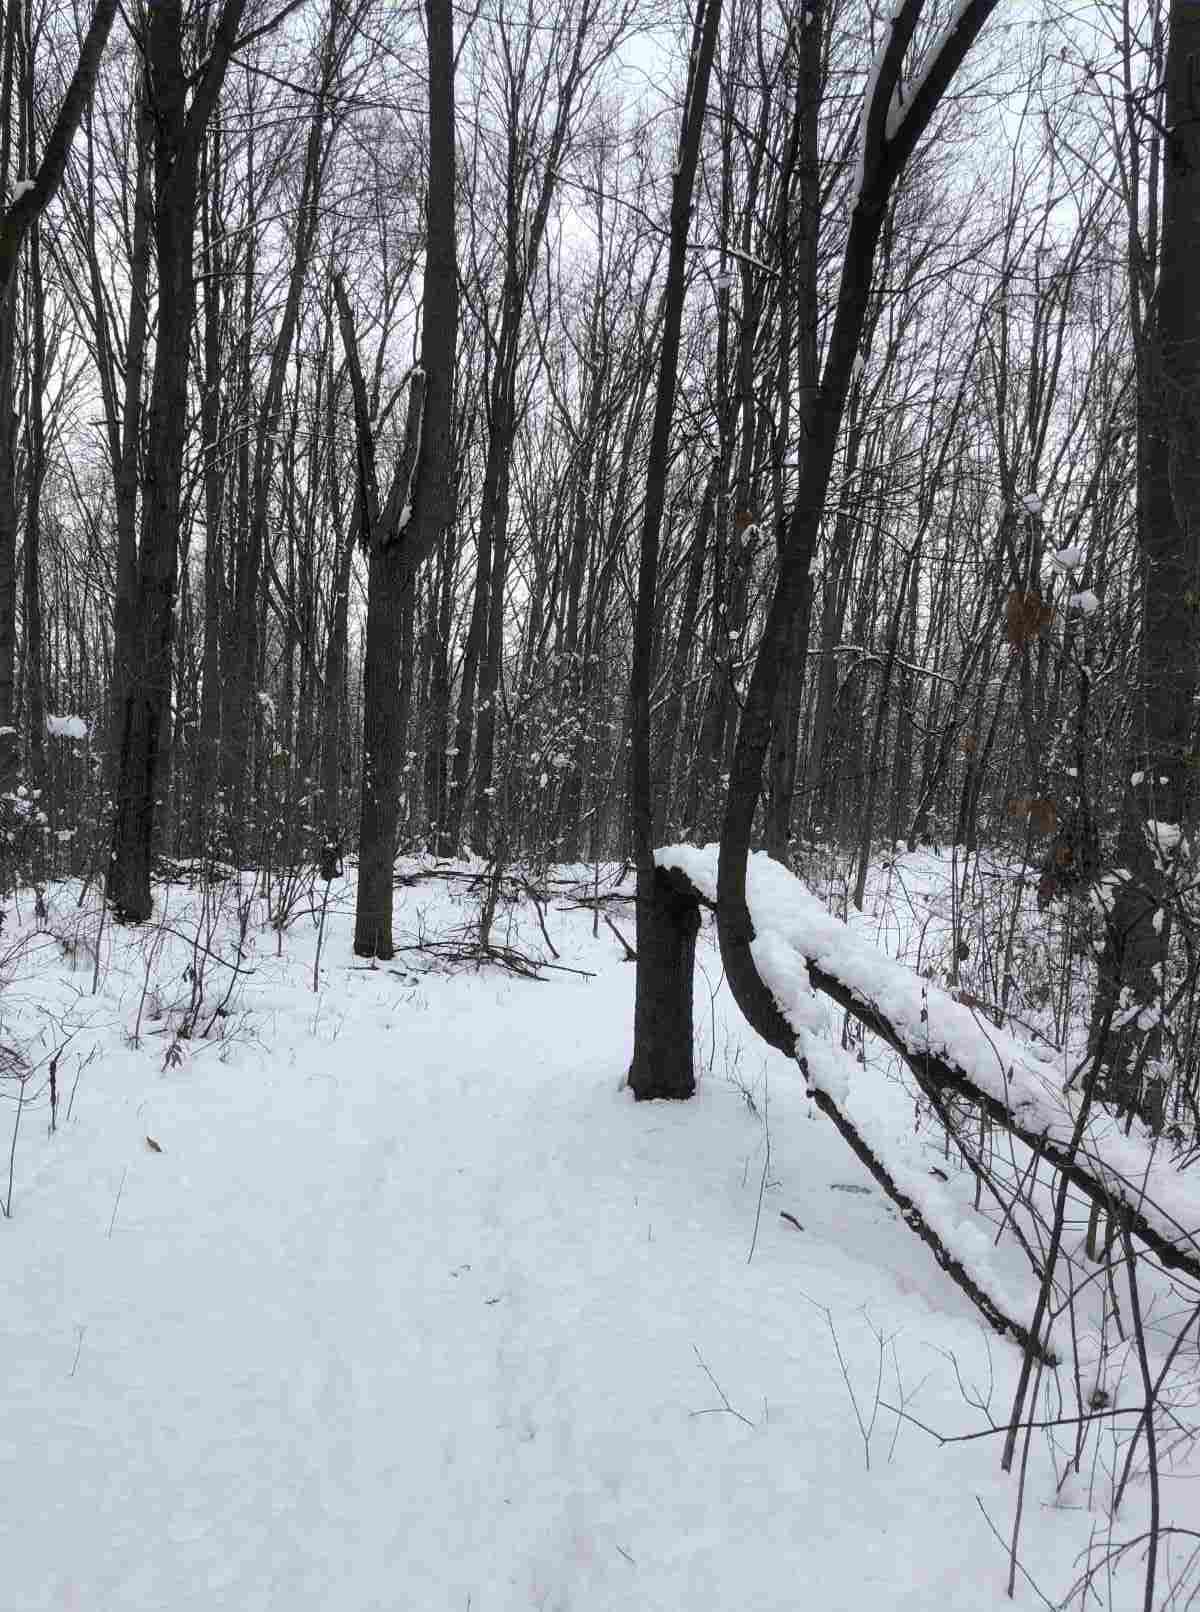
[849,22,894,210]
[381,366,426,545]
[885,0,978,143]
[655,845,1200,1291]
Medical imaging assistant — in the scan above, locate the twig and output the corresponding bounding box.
[690,1344,755,1428]
[975,1496,1057,1611]
[312,870,334,993]
[107,1166,128,1237]
[603,912,637,961]
[521,879,560,959]
[881,1401,1143,1446]
[1119,1219,1159,1612]
[66,1045,97,1123]
[3,1071,26,1217]
[747,1076,771,1264]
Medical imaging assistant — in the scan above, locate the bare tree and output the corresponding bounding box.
[347,0,458,959]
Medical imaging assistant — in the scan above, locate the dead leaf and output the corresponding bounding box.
[145,1135,163,1154]
[1005,590,1054,648]
[1029,797,1058,836]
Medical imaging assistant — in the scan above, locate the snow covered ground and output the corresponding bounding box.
[2,855,1193,1610]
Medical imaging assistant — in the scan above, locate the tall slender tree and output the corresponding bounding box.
[627,0,724,1101]
[349,0,458,959]
[107,0,249,921]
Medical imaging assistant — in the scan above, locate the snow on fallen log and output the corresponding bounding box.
[655,844,1200,1290]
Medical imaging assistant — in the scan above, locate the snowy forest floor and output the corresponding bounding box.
[3,851,1195,1611]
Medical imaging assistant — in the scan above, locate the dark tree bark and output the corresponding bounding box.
[627,0,723,1102]
[0,0,119,803]
[447,0,612,855]
[347,0,457,958]
[716,0,1005,1052]
[1089,0,1200,1123]
[108,0,249,922]
[765,0,822,863]
[224,15,343,861]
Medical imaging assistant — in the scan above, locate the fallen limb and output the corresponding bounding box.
[655,845,1200,1341]
[802,1058,1057,1364]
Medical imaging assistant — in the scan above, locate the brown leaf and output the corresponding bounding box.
[145,1135,163,1154]
[1005,590,1053,648]
[1029,797,1058,836]
[960,732,978,755]
[1006,794,1032,820]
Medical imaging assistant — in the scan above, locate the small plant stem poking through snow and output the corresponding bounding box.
[107,1166,128,1238]
[4,1070,26,1217]
[690,1344,755,1428]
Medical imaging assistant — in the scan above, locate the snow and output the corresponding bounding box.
[3,859,1195,1609]
[850,24,893,209]
[1069,589,1099,614]
[885,0,980,144]
[1145,818,1182,854]
[656,844,1200,1273]
[1052,545,1084,570]
[46,713,88,740]
[1019,492,1042,516]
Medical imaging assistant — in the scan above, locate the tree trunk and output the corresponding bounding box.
[716,0,1004,1048]
[109,0,248,922]
[348,0,456,956]
[627,0,723,1101]
[1088,0,1200,1125]
[627,866,702,1101]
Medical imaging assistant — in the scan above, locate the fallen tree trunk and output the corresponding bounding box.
[656,848,1200,1359]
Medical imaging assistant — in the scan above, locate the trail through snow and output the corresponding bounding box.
[3,865,1182,1609]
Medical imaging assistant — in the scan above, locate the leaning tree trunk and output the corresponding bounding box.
[716,0,1004,1043]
